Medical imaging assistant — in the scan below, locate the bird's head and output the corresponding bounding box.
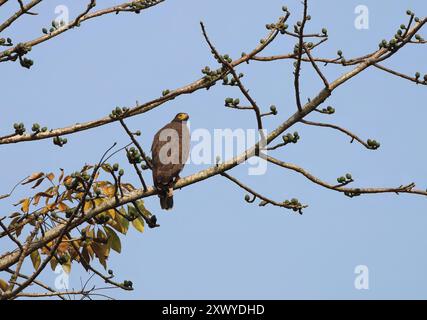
[173,112,190,122]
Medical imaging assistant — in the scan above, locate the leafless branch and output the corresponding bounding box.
[0,0,41,33]
[373,63,427,85]
[294,0,310,112]
[300,119,376,149]
[221,172,306,213]
[265,156,427,198]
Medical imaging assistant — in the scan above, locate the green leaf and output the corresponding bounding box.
[135,200,153,218]
[117,207,129,233]
[0,279,8,292]
[127,205,138,219]
[30,250,41,270]
[97,228,107,242]
[132,216,144,233]
[104,225,121,253]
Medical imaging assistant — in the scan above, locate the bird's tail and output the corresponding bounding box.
[159,187,173,210]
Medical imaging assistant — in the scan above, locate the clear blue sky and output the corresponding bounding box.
[1,0,427,299]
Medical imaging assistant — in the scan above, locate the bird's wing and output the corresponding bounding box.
[151,121,187,186]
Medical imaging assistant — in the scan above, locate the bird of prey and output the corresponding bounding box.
[151,113,190,210]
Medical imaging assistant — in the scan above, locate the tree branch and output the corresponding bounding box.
[265,155,426,198]
[0,0,41,33]
[300,119,376,149]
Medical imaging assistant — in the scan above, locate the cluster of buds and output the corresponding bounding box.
[201,66,223,83]
[130,0,161,13]
[269,105,278,115]
[367,139,380,150]
[14,43,34,69]
[64,171,92,192]
[0,37,12,47]
[282,131,300,144]
[218,54,232,64]
[109,106,129,119]
[319,106,335,114]
[31,123,48,134]
[224,97,240,107]
[127,147,143,164]
[222,72,243,86]
[13,122,25,135]
[266,22,289,34]
[336,50,347,64]
[283,198,303,213]
[379,11,422,50]
[337,173,352,184]
[19,57,34,69]
[344,189,362,198]
[42,19,66,35]
[112,163,125,176]
[414,72,427,83]
[293,42,313,55]
[53,136,67,147]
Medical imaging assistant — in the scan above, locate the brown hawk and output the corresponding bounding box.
[151,113,190,210]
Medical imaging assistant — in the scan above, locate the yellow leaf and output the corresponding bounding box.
[84,201,93,212]
[62,261,71,274]
[44,186,59,197]
[97,182,115,198]
[33,194,42,206]
[30,250,41,270]
[132,216,144,233]
[86,245,95,259]
[63,176,73,187]
[107,208,129,235]
[40,202,57,214]
[106,209,115,219]
[81,164,93,172]
[0,279,8,292]
[87,228,94,239]
[21,198,30,213]
[50,257,58,271]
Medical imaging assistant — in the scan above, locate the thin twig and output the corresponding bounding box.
[300,119,374,149]
[294,0,309,111]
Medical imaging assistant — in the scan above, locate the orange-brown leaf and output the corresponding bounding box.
[31,177,45,189]
[58,168,64,183]
[46,172,55,181]
[22,172,44,185]
[58,202,69,212]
